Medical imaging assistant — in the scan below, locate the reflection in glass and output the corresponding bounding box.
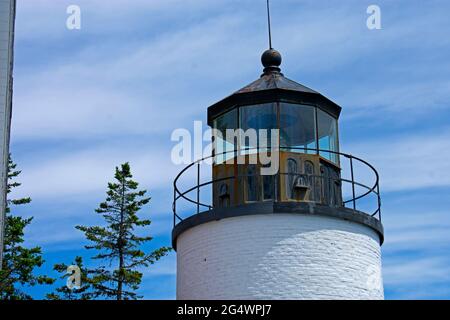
[280,103,316,154]
[240,103,277,154]
[213,109,237,163]
[318,109,338,163]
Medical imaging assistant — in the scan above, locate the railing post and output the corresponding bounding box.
[173,186,176,227]
[197,163,200,214]
[350,157,356,210]
[377,183,382,221]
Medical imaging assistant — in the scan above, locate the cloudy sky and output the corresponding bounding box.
[9,0,450,299]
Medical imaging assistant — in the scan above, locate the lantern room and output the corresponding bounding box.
[208,49,343,208]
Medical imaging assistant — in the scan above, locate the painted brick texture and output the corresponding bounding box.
[177,214,383,300]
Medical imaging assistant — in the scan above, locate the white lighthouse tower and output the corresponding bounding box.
[172,27,384,299]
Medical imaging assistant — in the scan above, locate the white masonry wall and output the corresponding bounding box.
[0,0,16,267]
[176,214,384,300]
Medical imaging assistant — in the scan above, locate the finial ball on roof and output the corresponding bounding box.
[261,49,282,68]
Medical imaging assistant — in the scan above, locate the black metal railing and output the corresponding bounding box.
[173,148,381,227]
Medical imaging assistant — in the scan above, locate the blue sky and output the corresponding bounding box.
[8,0,450,299]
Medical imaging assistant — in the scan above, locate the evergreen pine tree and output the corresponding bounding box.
[76,163,171,300]
[0,157,54,300]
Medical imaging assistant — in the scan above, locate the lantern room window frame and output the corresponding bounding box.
[212,102,341,167]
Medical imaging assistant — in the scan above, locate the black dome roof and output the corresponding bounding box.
[234,72,318,95]
[207,50,342,125]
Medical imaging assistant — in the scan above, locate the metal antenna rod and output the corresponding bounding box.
[266,0,273,49]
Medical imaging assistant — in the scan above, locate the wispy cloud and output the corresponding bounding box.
[346,129,450,192]
[14,0,450,142]
[11,142,177,199]
[384,257,450,288]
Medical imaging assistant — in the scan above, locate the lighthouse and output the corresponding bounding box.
[172,47,384,300]
[172,8,384,297]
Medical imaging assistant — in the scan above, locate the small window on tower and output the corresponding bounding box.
[262,165,275,201]
[286,158,298,200]
[246,165,258,202]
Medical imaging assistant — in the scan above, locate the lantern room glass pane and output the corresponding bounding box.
[318,109,339,164]
[239,103,277,154]
[213,109,237,164]
[280,103,317,154]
